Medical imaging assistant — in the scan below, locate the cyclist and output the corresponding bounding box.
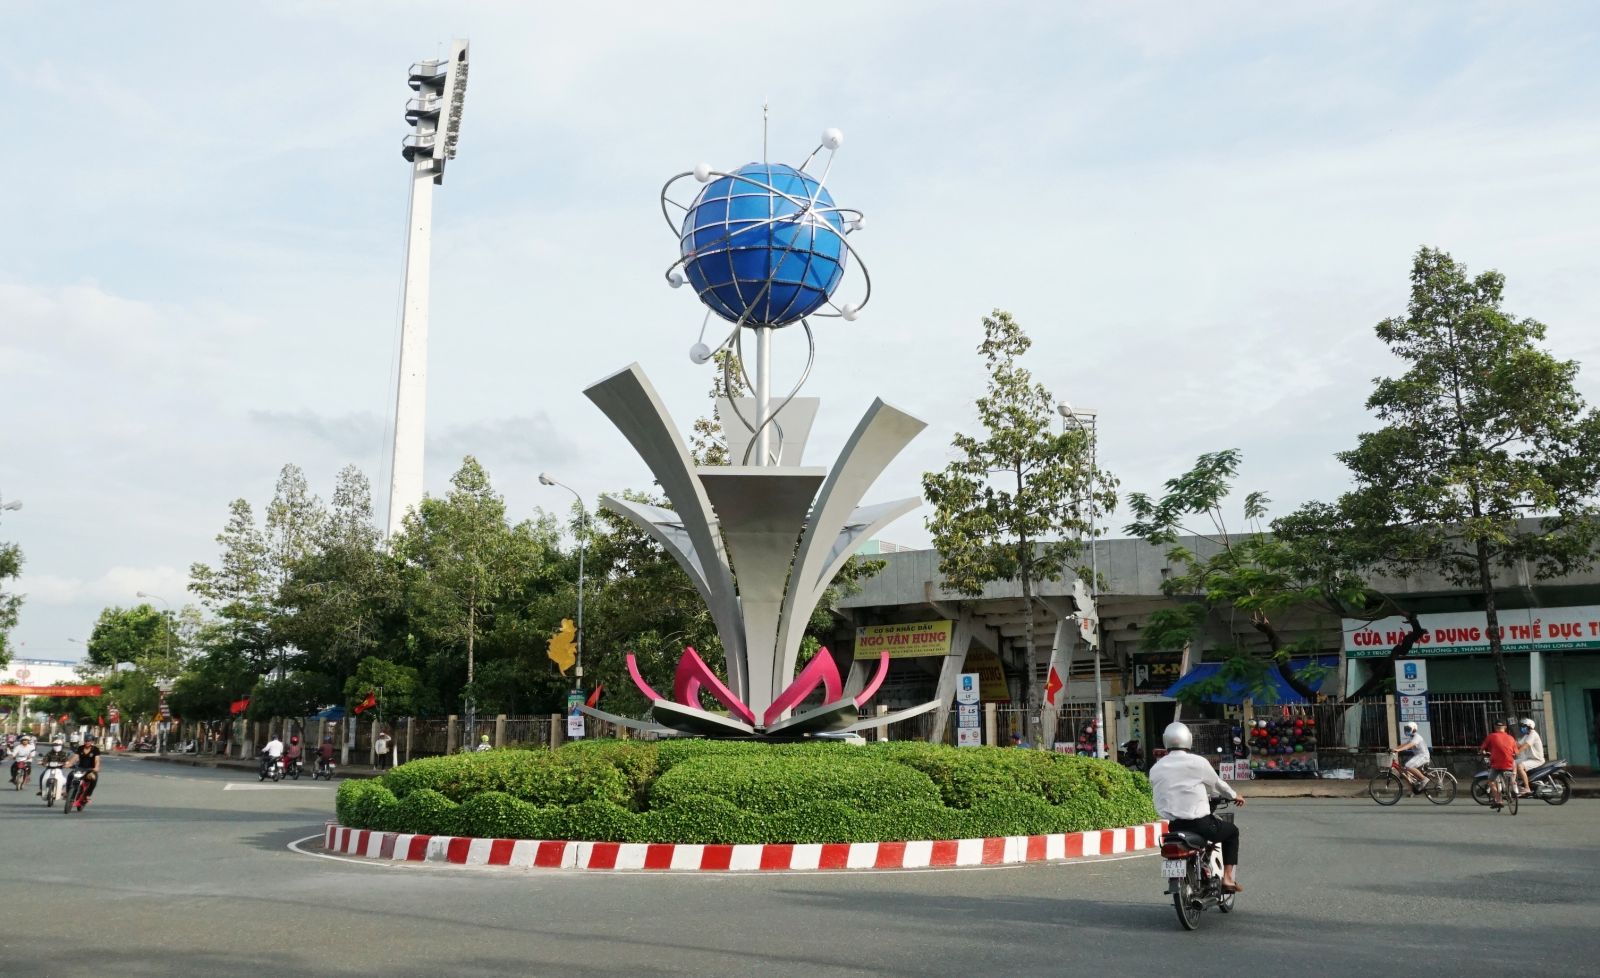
[1149,721,1246,893]
[37,736,73,795]
[70,735,103,810]
[1478,718,1518,810]
[1393,721,1431,794]
[1514,718,1545,797]
[8,734,36,786]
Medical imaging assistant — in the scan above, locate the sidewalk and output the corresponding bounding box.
[121,751,381,781]
[1232,775,1600,799]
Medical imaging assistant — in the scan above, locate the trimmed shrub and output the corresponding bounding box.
[390,788,460,836]
[350,739,1157,844]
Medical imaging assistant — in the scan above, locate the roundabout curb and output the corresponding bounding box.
[323,820,1168,872]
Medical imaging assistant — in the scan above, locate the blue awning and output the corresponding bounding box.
[1162,656,1337,705]
[315,706,346,720]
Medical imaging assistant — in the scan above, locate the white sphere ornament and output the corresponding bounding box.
[689,342,712,364]
[840,303,860,322]
[849,216,867,232]
[693,162,714,182]
[667,271,686,289]
[821,128,844,150]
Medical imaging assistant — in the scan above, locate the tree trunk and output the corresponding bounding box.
[1342,611,1426,704]
[1020,539,1038,746]
[1477,539,1516,719]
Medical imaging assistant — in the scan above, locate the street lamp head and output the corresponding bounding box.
[0,500,20,512]
[1057,402,1073,418]
[538,473,554,486]
[135,591,150,598]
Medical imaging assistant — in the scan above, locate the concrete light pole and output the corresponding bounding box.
[538,474,587,685]
[135,590,174,754]
[385,40,471,538]
[1057,403,1104,758]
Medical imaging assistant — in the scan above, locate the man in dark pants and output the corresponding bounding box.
[1150,721,1246,892]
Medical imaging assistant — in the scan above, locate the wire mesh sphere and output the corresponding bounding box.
[679,163,848,328]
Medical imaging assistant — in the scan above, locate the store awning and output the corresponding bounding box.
[1163,656,1337,705]
[315,706,346,720]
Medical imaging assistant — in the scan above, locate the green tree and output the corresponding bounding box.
[922,310,1116,742]
[342,657,430,718]
[85,604,178,674]
[189,499,276,677]
[1334,247,1600,717]
[1125,450,1425,705]
[0,538,21,667]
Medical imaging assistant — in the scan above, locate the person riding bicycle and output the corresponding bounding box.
[1479,718,1518,810]
[1513,718,1545,797]
[37,736,73,796]
[1393,721,1431,794]
[69,735,103,810]
[259,734,284,776]
[1149,721,1246,893]
[8,734,36,784]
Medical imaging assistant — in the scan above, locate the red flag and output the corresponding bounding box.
[1044,662,1065,708]
[585,684,604,708]
[229,697,250,715]
[353,691,377,715]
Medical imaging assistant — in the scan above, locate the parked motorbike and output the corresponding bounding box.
[40,761,68,808]
[1159,797,1239,931]
[313,756,337,781]
[1471,758,1572,806]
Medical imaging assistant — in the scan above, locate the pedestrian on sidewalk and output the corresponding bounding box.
[374,729,392,771]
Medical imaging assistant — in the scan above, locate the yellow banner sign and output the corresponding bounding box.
[855,619,955,659]
[963,648,1011,702]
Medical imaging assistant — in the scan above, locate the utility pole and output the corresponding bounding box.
[386,39,471,538]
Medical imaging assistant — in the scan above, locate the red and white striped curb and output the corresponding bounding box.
[322,821,1168,872]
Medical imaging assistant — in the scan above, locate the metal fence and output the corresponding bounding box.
[1424,694,1544,748]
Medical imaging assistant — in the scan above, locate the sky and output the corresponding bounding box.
[4,1,1599,663]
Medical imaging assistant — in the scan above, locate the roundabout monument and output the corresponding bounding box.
[581,127,939,739]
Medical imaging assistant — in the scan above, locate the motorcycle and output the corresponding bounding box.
[41,762,68,808]
[258,752,284,782]
[62,770,90,814]
[284,755,304,781]
[10,760,31,791]
[1471,758,1572,806]
[1159,797,1239,931]
[312,755,337,781]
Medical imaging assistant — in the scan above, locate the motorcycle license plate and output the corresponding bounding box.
[1162,859,1188,878]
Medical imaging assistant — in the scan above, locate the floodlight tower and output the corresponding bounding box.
[386,39,470,538]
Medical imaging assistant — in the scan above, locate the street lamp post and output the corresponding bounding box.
[1057,403,1104,759]
[136,591,174,754]
[538,474,588,685]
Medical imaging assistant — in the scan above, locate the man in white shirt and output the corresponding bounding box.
[260,735,284,777]
[1149,721,1245,893]
[1514,718,1545,797]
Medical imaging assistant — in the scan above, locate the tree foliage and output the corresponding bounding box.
[923,310,1116,741]
[0,537,22,667]
[1331,247,1600,715]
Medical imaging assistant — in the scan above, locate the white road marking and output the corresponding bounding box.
[223,783,332,791]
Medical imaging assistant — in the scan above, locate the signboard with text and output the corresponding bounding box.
[0,684,103,697]
[855,620,955,659]
[1344,606,1600,658]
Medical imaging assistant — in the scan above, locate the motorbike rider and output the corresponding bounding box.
[1514,718,1545,797]
[1394,721,1431,793]
[70,735,103,809]
[37,735,73,796]
[259,733,285,776]
[283,734,304,774]
[1149,721,1246,893]
[315,735,336,774]
[8,734,36,784]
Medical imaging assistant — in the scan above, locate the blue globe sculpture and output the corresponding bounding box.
[679,163,848,328]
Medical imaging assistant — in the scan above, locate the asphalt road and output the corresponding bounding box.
[1,756,1596,978]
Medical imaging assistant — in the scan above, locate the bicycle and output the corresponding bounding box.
[1368,752,1457,806]
[1484,767,1518,815]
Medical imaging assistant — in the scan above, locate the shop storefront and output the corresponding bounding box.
[1343,606,1600,770]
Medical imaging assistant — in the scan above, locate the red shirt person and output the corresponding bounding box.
[1479,720,1519,806]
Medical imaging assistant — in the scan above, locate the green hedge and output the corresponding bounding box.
[339,741,1157,845]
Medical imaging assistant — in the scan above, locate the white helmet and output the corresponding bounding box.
[1402,721,1417,735]
[1520,717,1536,730]
[1162,721,1193,751]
